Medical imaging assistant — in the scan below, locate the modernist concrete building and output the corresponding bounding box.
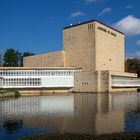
[23,20,140,93]
[0,20,140,93]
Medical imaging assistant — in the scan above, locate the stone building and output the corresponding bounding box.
[22,20,139,92]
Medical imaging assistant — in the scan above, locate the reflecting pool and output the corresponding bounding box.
[0,92,140,140]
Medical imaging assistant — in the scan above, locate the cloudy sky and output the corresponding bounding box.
[0,0,140,58]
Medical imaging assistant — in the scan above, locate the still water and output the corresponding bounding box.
[0,92,140,140]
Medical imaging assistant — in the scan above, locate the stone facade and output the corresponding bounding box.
[95,22,124,72]
[73,71,98,93]
[63,21,124,72]
[23,50,65,67]
[63,23,95,71]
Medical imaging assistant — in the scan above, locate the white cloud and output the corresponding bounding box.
[113,15,140,36]
[98,7,111,16]
[133,51,140,59]
[126,5,134,9]
[135,52,140,58]
[70,11,86,19]
[84,0,103,4]
[136,40,140,46]
[126,51,140,59]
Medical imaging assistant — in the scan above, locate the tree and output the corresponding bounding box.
[3,48,19,67]
[23,52,34,57]
[16,50,22,66]
[3,49,34,67]
[126,58,140,77]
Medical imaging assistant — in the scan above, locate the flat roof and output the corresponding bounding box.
[0,67,81,70]
[63,19,124,35]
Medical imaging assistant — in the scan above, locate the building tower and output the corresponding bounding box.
[63,20,124,72]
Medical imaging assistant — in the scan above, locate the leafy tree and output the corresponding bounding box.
[16,50,22,66]
[3,48,19,67]
[3,49,34,67]
[126,58,140,77]
[23,52,34,57]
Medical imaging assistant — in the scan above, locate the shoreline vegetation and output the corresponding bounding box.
[0,88,140,98]
[21,132,140,140]
[0,88,20,98]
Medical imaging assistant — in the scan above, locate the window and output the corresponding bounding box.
[88,24,94,30]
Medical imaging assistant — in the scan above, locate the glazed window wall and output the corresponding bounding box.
[112,76,140,87]
[0,69,80,76]
[2,78,41,87]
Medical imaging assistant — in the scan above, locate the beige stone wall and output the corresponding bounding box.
[109,71,137,77]
[63,21,125,72]
[97,71,109,92]
[95,22,125,72]
[23,50,65,67]
[63,22,96,71]
[73,71,98,93]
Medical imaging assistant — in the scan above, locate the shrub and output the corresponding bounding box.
[15,91,21,98]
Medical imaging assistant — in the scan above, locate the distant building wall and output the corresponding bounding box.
[23,50,65,67]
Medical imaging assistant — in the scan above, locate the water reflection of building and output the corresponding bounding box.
[0,93,140,135]
[96,93,140,134]
[0,96,74,118]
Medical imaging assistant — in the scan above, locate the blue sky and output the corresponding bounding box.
[0,0,140,58]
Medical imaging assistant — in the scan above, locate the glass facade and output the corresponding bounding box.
[0,68,81,88]
[112,76,140,87]
[0,69,80,76]
[2,78,41,87]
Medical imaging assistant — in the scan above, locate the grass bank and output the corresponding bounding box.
[0,88,21,98]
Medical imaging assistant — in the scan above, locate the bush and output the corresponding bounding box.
[15,91,21,98]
